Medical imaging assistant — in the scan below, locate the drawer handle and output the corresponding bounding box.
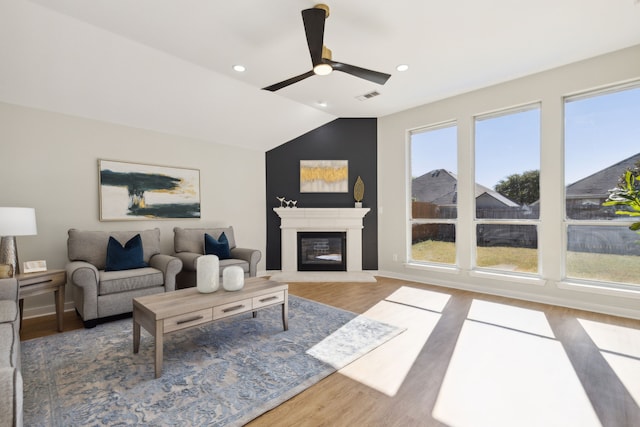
[222,304,245,313]
[176,315,204,325]
[27,279,53,286]
[259,296,278,303]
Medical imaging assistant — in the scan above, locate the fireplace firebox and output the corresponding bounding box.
[297,232,347,271]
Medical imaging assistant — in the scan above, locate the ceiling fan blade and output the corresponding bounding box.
[302,7,326,66]
[328,60,391,85]
[262,70,315,92]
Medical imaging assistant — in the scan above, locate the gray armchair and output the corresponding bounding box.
[0,277,22,427]
[173,226,261,289]
[66,228,182,328]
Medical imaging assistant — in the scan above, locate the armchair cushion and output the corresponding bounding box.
[99,267,164,295]
[105,234,147,271]
[204,232,231,260]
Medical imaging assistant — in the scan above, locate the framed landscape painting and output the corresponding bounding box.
[300,160,348,193]
[99,159,201,221]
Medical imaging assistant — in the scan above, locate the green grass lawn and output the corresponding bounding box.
[412,240,640,284]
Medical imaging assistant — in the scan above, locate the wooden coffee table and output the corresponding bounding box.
[133,277,288,378]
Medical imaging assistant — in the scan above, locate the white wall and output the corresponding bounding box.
[378,45,640,320]
[0,102,266,317]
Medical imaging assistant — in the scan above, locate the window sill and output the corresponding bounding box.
[405,262,460,275]
[558,280,640,300]
[470,269,546,287]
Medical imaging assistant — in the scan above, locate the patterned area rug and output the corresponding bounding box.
[22,296,402,426]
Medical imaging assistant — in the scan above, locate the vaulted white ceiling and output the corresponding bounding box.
[1,0,639,151]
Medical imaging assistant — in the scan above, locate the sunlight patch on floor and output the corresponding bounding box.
[579,318,640,405]
[384,285,451,312]
[338,299,440,397]
[468,299,555,338]
[433,303,600,427]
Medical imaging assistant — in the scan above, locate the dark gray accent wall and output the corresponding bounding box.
[265,118,378,270]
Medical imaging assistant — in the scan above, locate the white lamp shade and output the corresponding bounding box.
[0,207,37,236]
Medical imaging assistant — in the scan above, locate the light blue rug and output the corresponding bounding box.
[22,296,402,426]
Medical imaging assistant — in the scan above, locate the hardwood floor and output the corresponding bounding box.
[21,277,640,426]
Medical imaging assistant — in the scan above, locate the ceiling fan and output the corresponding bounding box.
[263,3,391,92]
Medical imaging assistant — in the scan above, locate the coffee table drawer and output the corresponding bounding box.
[164,308,213,333]
[252,290,285,309]
[213,298,252,319]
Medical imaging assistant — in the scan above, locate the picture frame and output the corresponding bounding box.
[23,260,47,274]
[99,159,201,221]
[300,160,348,193]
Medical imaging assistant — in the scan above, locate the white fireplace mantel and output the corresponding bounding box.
[274,207,370,272]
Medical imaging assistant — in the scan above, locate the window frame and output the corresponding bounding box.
[561,81,640,291]
[407,120,459,269]
[472,103,542,277]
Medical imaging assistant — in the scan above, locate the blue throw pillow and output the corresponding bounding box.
[105,234,148,271]
[204,232,231,260]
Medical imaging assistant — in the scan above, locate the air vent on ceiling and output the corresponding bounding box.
[356,90,381,101]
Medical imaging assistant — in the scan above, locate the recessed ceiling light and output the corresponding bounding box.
[396,64,409,72]
[317,101,328,107]
[232,64,246,72]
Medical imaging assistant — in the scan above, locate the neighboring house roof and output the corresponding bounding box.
[474,183,520,207]
[566,152,640,199]
[412,169,457,206]
[412,169,518,207]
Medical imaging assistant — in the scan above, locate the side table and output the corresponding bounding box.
[16,269,66,332]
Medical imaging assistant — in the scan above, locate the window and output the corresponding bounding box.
[564,84,640,287]
[409,123,457,265]
[474,105,540,274]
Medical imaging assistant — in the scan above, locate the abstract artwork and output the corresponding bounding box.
[300,160,348,193]
[99,159,200,220]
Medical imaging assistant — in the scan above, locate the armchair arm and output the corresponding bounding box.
[66,261,99,290]
[149,254,183,292]
[66,261,99,321]
[0,278,18,302]
[230,247,262,277]
[173,252,201,272]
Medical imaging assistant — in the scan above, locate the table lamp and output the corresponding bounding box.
[0,207,38,276]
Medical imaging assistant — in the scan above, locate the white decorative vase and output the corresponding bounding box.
[222,266,245,291]
[354,202,363,208]
[196,255,219,293]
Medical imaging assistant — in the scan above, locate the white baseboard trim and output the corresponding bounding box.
[22,301,75,320]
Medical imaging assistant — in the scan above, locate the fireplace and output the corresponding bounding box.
[298,232,347,271]
[274,207,370,272]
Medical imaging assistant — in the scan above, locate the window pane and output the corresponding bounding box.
[412,224,456,264]
[564,85,640,287]
[566,225,640,285]
[565,87,640,220]
[476,224,538,273]
[411,125,457,219]
[475,107,540,219]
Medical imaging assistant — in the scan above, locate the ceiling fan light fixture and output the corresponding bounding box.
[262,4,391,91]
[313,63,333,75]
